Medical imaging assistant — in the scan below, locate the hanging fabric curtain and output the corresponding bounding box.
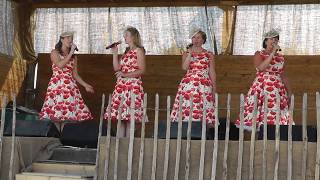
[34,7,224,55]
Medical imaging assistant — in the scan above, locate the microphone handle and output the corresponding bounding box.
[106,42,121,49]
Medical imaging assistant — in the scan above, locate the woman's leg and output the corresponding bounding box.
[54,122,65,134]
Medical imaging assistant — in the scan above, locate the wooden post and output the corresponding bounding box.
[137,93,148,180]
[94,94,106,180]
[211,93,219,180]
[113,97,124,180]
[198,95,207,180]
[151,94,159,180]
[287,94,294,180]
[162,96,171,180]
[222,94,231,180]
[273,93,281,180]
[185,95,194,180]
[315,92,320,180]
[236,94,245,180]
[249,94,258,180]
[0,95,7,173]
[103,95,112,180]
[127,94,136,180]
[8,95,16,180]
[301,93,308,180]
[174,95,183,180]
[262,93,268,180]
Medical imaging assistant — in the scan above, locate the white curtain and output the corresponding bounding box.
[233,4,320,55]
[34,7,224,55]
[0,0,14,56]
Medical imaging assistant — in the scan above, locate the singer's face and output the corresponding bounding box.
[266,37,279,49]
[123,31,133,44]
[61,36,73,48]
[192,33,204,47]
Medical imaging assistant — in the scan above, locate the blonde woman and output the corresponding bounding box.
[104,26,146,137]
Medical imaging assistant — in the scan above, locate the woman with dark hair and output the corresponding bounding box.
[39,31,94,131]
[170,28,217,127]
[235,28,292,130]
[104,26,147,137]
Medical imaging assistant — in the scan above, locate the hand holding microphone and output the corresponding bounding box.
[272,43,281,53]
[106,41,122,54]
[71,44,78,53]
[186,43,193,50]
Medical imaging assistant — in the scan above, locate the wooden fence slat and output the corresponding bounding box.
[315,92,320,180]
[0,95,7,172]
[137,93,148,180]
[198,94,207,180]
[103,95,112,180]
[236,94,245,180]
[222,94,231,180]
[185,95,194,180]
[127,94,136,180]
[162,96,171,180]
[9,95,16,180]
[249,94,258,180]
[302,93,308,180]
[262,93,268,180]
[113,97,124,180]
[273,93,281,180]
[151,94,159,180]
[94,94,106,180]
[211,93,219,180]
[174,95,183,180]
[287,94,294,180]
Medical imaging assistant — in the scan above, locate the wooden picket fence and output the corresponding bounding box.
[96,92,320,180]
[1,92,320,179]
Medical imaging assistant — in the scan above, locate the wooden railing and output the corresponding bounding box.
[96,92,320,180]
[1,92,320,179]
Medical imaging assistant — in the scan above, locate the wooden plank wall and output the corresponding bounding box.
[35,54,320,136]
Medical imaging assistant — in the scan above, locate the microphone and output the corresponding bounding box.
[71,44,78,52]
[273,43,281,52]
[106,41,122,49]
[186,43,193,49]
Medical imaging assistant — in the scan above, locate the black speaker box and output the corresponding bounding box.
[158,121,203,140]
[158,118,239,140]
[3,108,59,137]
[4,119,60,137]
[258,125,317,142]
[206,118,239,140]
[60,120,107,148]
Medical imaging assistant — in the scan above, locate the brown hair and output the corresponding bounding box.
[54,36,75,57]
[262,35,279,49]
[196,31,207,44]
[187,31,207,48]
[124,27,146,54]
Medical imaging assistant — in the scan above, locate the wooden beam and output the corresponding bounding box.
[10,0,320,8]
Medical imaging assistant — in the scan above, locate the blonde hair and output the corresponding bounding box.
[124,27,145,54]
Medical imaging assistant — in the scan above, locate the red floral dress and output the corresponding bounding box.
[235,50,292,130]
[39,55,93,122]
[170,50,216,124]
[104,49,145,122]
